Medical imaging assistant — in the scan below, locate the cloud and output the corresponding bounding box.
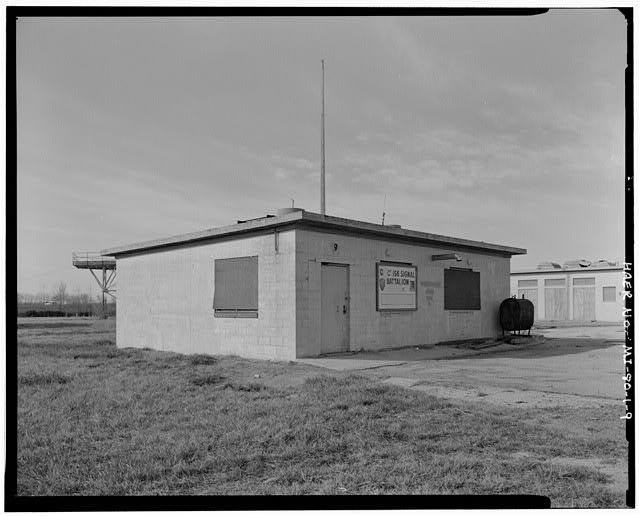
[16,13,626,293]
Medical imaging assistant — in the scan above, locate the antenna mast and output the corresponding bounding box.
[382,194,386,225]
[321,59,326,215]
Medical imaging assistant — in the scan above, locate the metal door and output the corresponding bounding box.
[321,264,350,354]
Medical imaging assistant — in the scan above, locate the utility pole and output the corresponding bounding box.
[321,59,326,216]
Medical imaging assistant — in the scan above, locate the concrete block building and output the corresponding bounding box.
[103,209,526,360]
[510,260,624,322]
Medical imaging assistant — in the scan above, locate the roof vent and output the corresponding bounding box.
[590,259,616,268]
[387,224,401,229]
[536,261,562,270]
[277,207,304,217]
[563,259,590,269]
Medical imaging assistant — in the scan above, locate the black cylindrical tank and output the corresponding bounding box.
[499,297,534,333]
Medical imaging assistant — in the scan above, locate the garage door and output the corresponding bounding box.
[572,277,596,321]
[544,278,568,320]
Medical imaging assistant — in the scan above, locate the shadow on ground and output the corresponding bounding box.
[301,331,624,368]
[447,337,622,361]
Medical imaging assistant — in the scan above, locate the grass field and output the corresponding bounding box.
[16,318,627,506]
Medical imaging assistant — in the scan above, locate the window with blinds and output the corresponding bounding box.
[213,256,259,317]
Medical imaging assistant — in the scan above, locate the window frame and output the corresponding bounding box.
[602,286,616,303]
[213,256,259,318]
[444,267,481,311]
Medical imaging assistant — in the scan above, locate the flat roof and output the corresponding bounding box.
[102,210,527,257]
[512,265,622,275]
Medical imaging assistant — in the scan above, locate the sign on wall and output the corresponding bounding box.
[376,262,417,311]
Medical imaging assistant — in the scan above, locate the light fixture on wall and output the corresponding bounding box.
[432,253,462,262]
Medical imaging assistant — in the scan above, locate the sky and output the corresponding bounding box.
[16,10,627,296]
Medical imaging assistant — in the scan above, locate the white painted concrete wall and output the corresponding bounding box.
[295,229,511,357]
[116,230,296,360]
[510,269,624,322]
[116,226,514,360]
[593,271,626,321]
[511,272,568,321]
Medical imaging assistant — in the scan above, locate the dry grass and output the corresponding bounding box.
[16,318,627,506]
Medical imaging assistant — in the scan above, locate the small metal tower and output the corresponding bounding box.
[72,252,116,316]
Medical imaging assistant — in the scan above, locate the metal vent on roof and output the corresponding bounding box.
[563,259,590,269]
[590,259,616,268]
[536,261,562,270]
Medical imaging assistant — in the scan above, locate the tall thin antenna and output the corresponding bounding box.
[382,194,386,225]
[321,59,326,216]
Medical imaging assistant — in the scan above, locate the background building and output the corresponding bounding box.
[510,260,624,323]
[104,209,526,359]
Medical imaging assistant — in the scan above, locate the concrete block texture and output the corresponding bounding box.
[116,230,296,361]
[115,226,513,360]
[295,229,511,357]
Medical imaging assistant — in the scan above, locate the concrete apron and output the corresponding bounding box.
[297,329,625,408]
[297,334,547,370]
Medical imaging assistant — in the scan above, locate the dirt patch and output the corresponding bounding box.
[190,374,226,386]
[403,381,615,409]
[190,354,218,366]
